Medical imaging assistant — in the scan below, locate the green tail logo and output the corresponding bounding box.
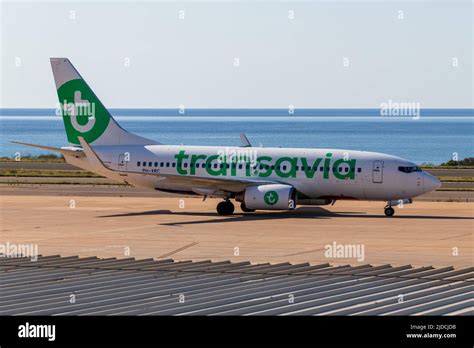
[57,79,110,145]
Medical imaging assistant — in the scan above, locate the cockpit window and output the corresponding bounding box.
[398,166,422,173]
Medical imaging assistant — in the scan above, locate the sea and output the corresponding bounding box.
[0,108,473,165]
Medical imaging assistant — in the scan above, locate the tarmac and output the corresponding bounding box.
[1,185,472,268]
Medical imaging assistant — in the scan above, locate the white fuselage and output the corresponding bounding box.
[64,144,440,201]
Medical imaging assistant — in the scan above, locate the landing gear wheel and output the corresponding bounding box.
[384,207,395,217]
[217,201,235,216]
[240,203,255,213]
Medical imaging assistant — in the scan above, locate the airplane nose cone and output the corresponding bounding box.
[423,172,441,193]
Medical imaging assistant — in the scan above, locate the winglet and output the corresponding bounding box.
[239,133,252,147]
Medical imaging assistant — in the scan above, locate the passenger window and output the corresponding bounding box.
[172,163,176,167]
[357,168,361,173]
[148,162,152,167]
[154,162,158,167]
[143,162,147,167]
[238,164,243,169]
[320,167,324,172]
[345,167,349,172]
[137,162,141,167]
[166,163,170,167]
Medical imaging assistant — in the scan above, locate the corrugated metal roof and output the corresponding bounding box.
[0,255,472,316]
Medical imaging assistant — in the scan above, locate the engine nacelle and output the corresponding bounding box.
[297,198,333,206]
[237,184,296,210]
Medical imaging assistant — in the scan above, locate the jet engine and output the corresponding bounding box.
[236,184,296,210]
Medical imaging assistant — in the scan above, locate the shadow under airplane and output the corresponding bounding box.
[98,206,473,227]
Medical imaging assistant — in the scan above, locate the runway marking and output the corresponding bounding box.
[85,224,162,234]
[440,233,472,240]
[158,242,199,259]
[79,245,135,253]
[275,248,326,257]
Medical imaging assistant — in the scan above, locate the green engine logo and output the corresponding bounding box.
[264,191,279,205]
[57,79,110,145]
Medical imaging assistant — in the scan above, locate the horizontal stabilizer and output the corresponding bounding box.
[11,141,85,157]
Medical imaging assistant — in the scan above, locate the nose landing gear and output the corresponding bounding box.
[217,200,235,216]
[384,206,395,217]
[384,198,413,216]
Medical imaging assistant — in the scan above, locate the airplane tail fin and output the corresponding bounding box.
[50,58,159,146]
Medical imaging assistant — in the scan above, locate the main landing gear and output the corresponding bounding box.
[216,200,256,215]
[217,200,235,216]
[384,206,395,217]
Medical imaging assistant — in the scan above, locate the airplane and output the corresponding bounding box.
[14,58,441,217]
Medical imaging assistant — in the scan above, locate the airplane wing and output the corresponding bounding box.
[78,137,279,193]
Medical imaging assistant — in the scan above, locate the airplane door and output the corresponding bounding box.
[372,160,384,183]
[118,154,128,171]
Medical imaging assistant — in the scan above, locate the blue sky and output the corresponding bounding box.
[1,0,472,108]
